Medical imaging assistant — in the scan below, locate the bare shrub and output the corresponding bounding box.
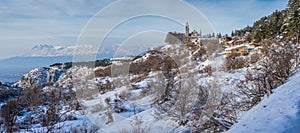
[120,115,150,133]
[105,108,114,125]
[248,53,260,64]
[245,39,300,98]
[112,77,126,89]
[223,39,300,132]
[0,87,22,103]
[199,65,213,76]
[105,97,111,105]
[193,47,207,62]
[149,72,167,102]
[1,100,21,133]
[224,55,247,71]
[140,88,150,97]
[130,74,148,83]
[90,104,104,114]
[95,66,111,77]
[189,78,234,132]
[119,90,130,100]
[130,115,150,133]
[129,53,162,76]
[161,56,179,79]
[21,86,44,108]
[167,76,198,124]
[70,121,98,133]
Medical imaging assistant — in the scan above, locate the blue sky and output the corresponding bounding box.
[0,0,288,59]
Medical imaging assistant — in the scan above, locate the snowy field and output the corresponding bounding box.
[227,72,300,133]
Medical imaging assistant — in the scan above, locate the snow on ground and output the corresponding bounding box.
[15,115,97,133]
[10,45,255,133]
[201,55,224,70]
[213,69,246,92]
[96,107,181,133]
[77,76,159,133]
[227,72,300,133]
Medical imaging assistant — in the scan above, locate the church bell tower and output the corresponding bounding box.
[184,21,190,44]
[185,21,189,37]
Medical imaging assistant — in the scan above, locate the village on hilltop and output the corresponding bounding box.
[167,21,264,57]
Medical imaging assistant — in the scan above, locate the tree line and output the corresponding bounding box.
[232,0,300,44]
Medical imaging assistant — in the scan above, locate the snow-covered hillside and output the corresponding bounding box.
[227,72,300,133]
[2,40,299,133]
[31,44,98,56]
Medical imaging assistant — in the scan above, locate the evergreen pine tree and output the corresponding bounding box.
[216,33,222,39]
[282,0,300,43]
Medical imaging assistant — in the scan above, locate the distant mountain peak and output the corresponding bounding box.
[31,44,97,57]
[32,44,54,50]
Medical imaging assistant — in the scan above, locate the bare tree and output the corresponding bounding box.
[232,39,300,123]
[246,39,300,97]
[1,100,20,133]
[149,72,167,103]
[167,76,198,125]
[129,115,150,133]
[189,78,233,132]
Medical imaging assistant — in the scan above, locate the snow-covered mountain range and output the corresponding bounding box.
[31,44,98,56]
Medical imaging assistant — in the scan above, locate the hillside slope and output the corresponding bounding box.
[227,72,300,133]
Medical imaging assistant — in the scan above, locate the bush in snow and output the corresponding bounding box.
[119,90,130,100]
[246,39,300,97]
[90,103,104,114]
[1,100,21,133]
[70,121,98,133]
[105,108,114,125]
[224,55,248,71]
[189,80,241,132]
[166,76,198,124]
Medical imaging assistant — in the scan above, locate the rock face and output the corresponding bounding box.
[31,44,97,57]
[15,66,65,88]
